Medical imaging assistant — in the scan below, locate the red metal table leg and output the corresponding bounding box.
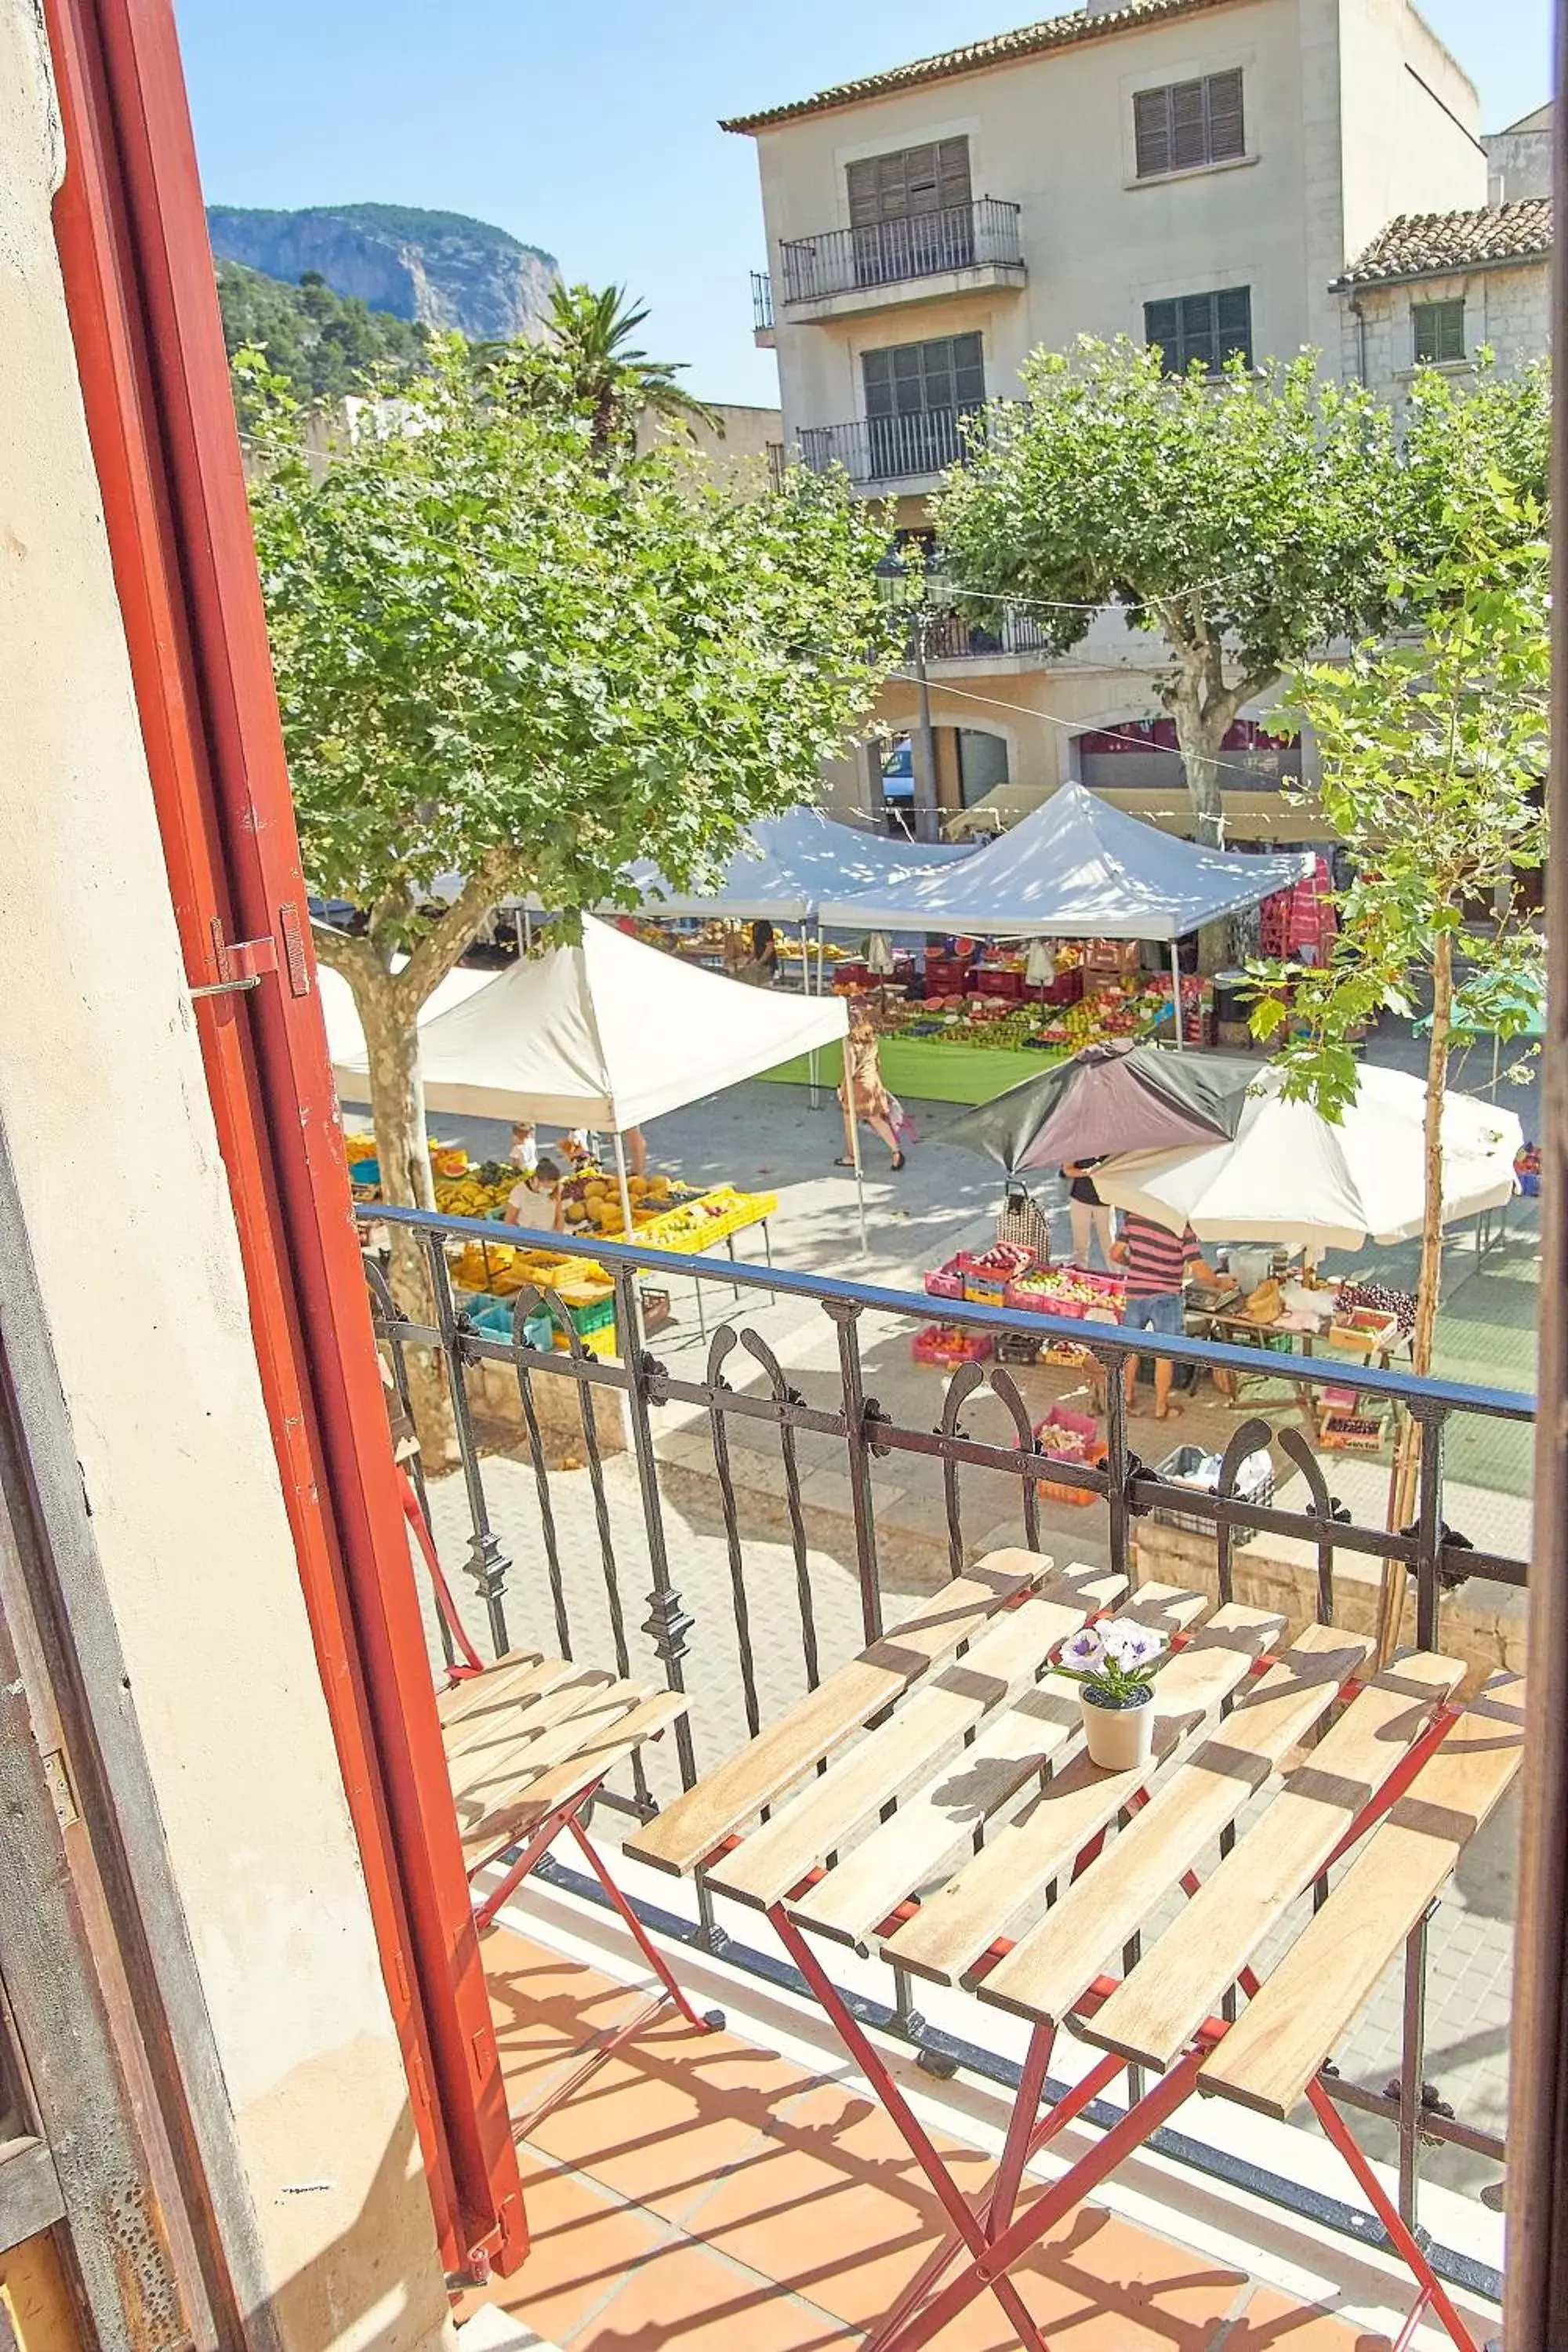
[562,1806,720,2035]
[769,1905,1051,2352]
[1305,2079,1479,2352]
[882,2050,1207,2352]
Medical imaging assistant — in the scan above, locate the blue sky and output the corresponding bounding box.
[176,0,1552,405]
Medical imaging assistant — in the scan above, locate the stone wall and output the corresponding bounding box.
[1342,257,1550,401]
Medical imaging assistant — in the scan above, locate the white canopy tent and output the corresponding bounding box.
[318,960,494,1073]
[1093,1063,1521,1254]
[815,784,1313,940]
[619,806,974,924]
[815,783,1314,1053]
[328,915,863,1243]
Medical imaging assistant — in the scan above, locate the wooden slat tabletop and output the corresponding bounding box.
[1081,1650,1465,2071]
[787,1581,1203,1950]
[1198,1671,1525,2119]
[624,1551,1054,1880]
[706,1572,1125,1913]
[978,1622,1372,2029]
[882,1604,1283,1987]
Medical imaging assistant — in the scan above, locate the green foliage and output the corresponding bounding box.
[1250,490,1549,1120]
[931,338,1550,832]
[246,343,898,949]
[937,339,1402,679]
[475,281,720,458]
[217,261,428,419]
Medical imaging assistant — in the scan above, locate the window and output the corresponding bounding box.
[862,334,985,477]
[1134,70,1246,176]
[1414,298,1466,365]
[847,139,971,227]
[847,140,974,283]
[1144,287,1253,376]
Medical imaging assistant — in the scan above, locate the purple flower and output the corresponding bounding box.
[1059,1626,1107,1673]
[1098,1620,1164,1671]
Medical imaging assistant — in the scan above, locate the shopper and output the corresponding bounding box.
[509,1120,538,1173]
[1062,1157,1115,1271]
[504,1156,564,1234]
[1112,1210,1216,1420]
[747,918,781,985]
[837,999,905,1172]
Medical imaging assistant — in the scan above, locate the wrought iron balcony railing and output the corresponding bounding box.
[795,403,982,485]
[779,198,1024,308]
[750,270,774,333]
[365,1204,1526,2312]
[921,604,1054,659]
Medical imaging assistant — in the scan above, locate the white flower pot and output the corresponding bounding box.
[1080,1686,1155,1771]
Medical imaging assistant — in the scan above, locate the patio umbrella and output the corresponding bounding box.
[936,1042,1261,1176]
[1092,1063,1521,1253]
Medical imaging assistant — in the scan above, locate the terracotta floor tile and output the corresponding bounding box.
[485,1927,652,2107]
[1218,2285,1393,2350]
[687,2079,995,2330]
[566,2237,847,2350]
[1005,2205,1249,2348]
[524,2015,816,2220]
[464,2156,667,2347]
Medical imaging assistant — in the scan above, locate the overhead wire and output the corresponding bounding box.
[887,668,1303,789]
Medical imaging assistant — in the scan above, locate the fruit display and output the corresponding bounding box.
[344,1133,517,1216]
[561,1167,688,1236]
[911,1323,993,1368]
[1006,1266,1126,1319]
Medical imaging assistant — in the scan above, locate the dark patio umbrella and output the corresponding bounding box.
[937,1042,1261,1175]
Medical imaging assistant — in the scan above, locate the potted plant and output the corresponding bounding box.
[1058,1620,1167,1769]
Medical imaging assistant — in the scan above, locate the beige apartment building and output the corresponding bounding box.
[728,0,1509,839]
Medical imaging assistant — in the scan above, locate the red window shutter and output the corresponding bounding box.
[42,0,525,2287]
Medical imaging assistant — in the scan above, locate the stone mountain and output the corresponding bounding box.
[206,202,561,343]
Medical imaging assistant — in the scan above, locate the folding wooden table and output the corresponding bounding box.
[627,1548,1523,2352]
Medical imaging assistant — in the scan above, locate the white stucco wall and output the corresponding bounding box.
[754,0,1490,448]
[0,8,452,2346]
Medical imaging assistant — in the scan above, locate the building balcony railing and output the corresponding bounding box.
[778,198,1023,309]
[793,403,982,485]
[367,1200,1524,2315]
[750,270,774,334]
[921,604,1054,659]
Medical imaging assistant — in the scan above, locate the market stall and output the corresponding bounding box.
[332,915,855,1352]
[766,786,1316,1104]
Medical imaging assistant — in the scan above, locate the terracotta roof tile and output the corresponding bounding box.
[721,0,1242,135]
[1338,199,1552,288]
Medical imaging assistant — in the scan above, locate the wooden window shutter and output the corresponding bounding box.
[848,138,971,223]
[1170,79,1208,170]
[1134,88,1171,176]
[937,139,972,209]
[1207,69,1246,160]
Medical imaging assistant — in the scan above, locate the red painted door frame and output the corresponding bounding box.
[42,0,525,2285]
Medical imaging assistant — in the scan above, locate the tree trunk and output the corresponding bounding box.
[1377,924,1455,1661]
[358,976,460,1471]
[311,851,518,1468]
[1168,666,1228,847]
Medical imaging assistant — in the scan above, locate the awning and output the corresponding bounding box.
[328,915,848,1131]
[815,783,1313,941]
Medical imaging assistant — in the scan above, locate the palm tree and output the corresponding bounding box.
[543,282,722,457]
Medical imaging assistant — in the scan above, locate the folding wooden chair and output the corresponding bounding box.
[399,1472,721,2129]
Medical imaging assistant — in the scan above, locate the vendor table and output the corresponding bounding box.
[628,1552,1523,2352]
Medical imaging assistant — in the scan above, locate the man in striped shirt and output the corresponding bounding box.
[1112,1211,1217,1420]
